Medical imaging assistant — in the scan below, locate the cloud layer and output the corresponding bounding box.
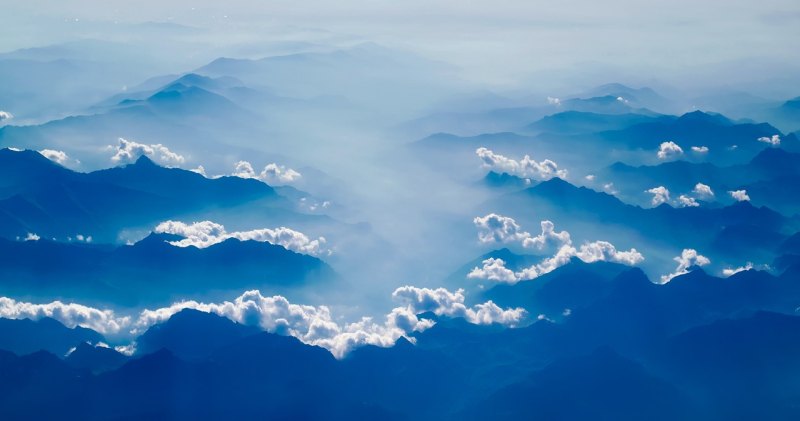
[660,248,710,283]
[154,220,328,257]
[657,141,683,159]
[0,287,527,358]
[476,147,567,181]
[110,138,185,166]
[232,160,302,185]
[470,215,644,284]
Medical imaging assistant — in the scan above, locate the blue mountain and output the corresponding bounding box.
[0,233,336,306]
[0,150,284,242]
[0,317,104,356]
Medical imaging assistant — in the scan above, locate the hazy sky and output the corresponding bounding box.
[3,0,799,93]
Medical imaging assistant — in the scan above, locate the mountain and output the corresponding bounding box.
[579,83,674,111]
[0,233,336,306]
[135,309,260,360]
[487,177,790,263]
[650,312,800,419]
[65,342,129,374]
[0,317,104,356]
[462,348,694,421]
[599,147,800,212]
[526,111,667,135]
[0,150,287,242]
[480,259,634,313]
[597,110,781,164]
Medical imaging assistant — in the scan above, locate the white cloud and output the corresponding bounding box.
[728,189,750,202]
[0,111,13,122]
[757,135,781,146]
[469,218,644,284]
[660,248,710,283]
[392,286,526,327]
[0,285,528,359]
[585,174,595,182]
[154,220,329,256]
[190,165,207,177]
[23,233,40,242]
[657,141,683,160]
[677,195,699,207]
[38,149,68,164]
[547,96,561,106]
[521,220,572,251]
[473,213,530,245]
[691,146,709,153]
[693,183,714,199]
[722,262,753,277]
[110,137,185,167]
[467,257,518,283]
[475,147,567,181]
[0,297,130,335]
[646,186,670,206]
[232,160,302,185]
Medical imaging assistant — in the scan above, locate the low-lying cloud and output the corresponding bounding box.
[469,215,644,284]
[232,160,302,185]
[154,220,329,256]
[0,287,527,359]
[475,147,567,181]
[657,141,683,160]
[660,248,710,283]
[110,137,185,167]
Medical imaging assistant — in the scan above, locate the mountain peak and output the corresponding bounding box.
[677,110,732,126]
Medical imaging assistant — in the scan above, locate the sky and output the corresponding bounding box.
[3,0,799,93]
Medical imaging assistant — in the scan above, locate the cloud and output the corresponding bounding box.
[1,285,528,359]
[660,248,710,283]
[691,146,709,153]
[728,189,750,202]
[693,183,714,199]
[0,297,130,335]
[677,195,699,207]
[657,141,683,159]
[473,213,531,244]
[475,147,567,181]
[757,135,781,146]
[392,286,526,327]
[154,220,329,256]
[0,111,13,122]
[646,186,670,206]
[21,233,40,241]
[110,137,185,167]
[722,262,753,277]
[467,257,518,283]
[547,96,561,106]
[469,218,644,284]
[190,165,207,177]
[232,160,302,185]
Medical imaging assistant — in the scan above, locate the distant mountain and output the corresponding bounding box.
[0,233,336,306]
[0,317,104,356]
[480,258,634,313]
[526,111,667,135]
[577,83,675,113]
[0,149,287,242]
[462,348,695,421]
[597,110,781,164]
[559,95,658,115]
[599,147,800,213]
[65,342,129,374]
[486,177,789,262]
[135,309,260,360]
